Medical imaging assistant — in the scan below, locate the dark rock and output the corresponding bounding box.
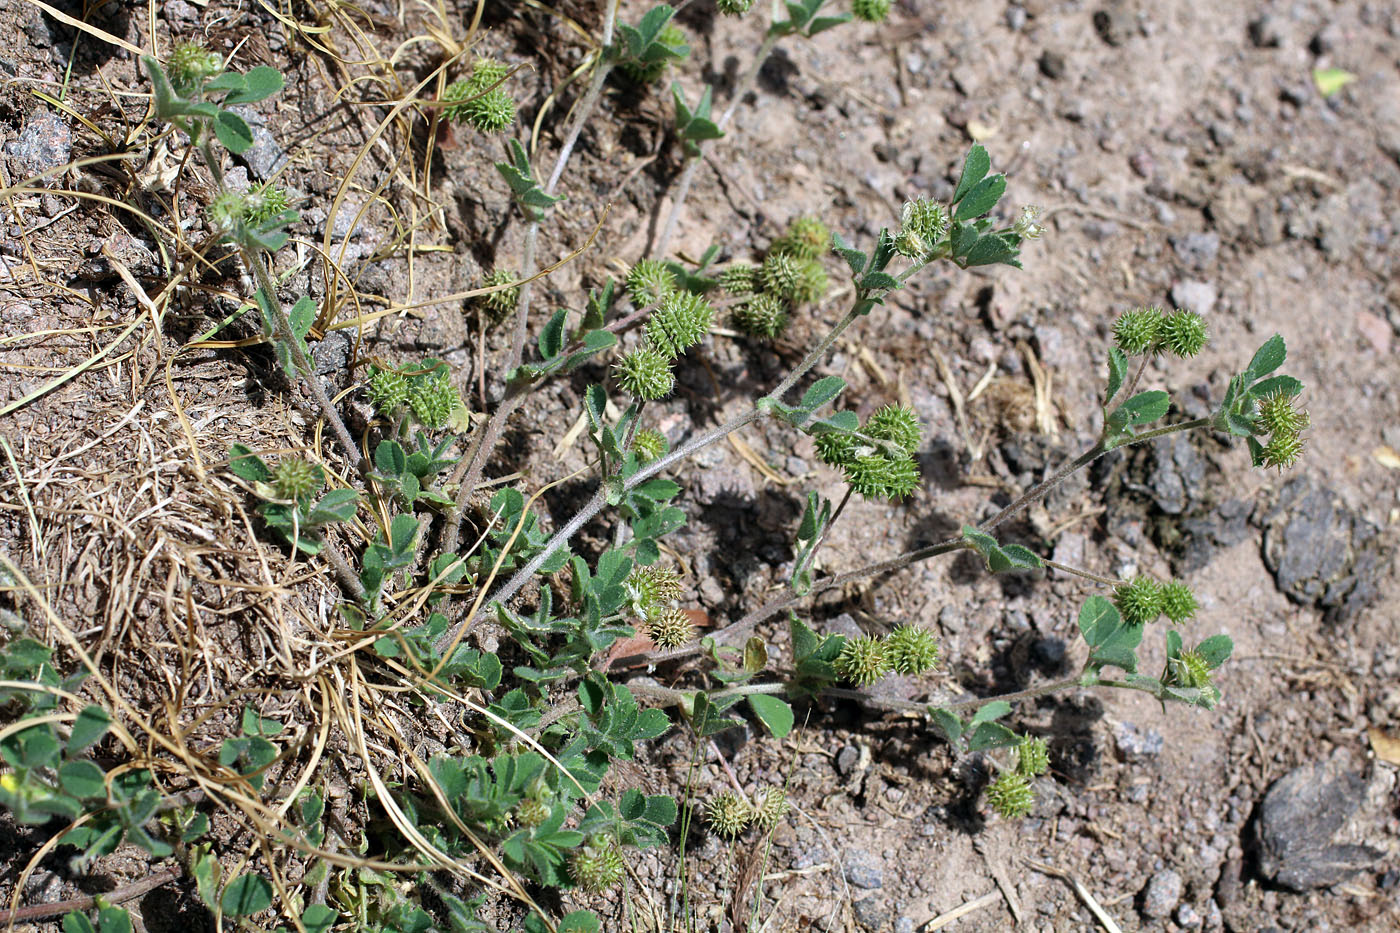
[1038,50,1067,79]
[1248,15,1283,48]
[1259,478,1388,620]
[1255,756,1387,891]
[1129,149,1155,178]
[853,895,890,930]
[1114,721,1163,762]
[1145,433,1206,516]
[1032,637,1067,670]
[843,849,884,889]
[835,745,861,777]
[5,111,72,178]
[1177,497,1251,572]
[232,106,288,180]
[1093,4,1135,46]
[1310,23,1342,56]
[1005,5,1027,30]
[1140,868,1182,919]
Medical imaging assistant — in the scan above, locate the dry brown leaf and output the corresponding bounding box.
[1372,445,1400,470]
[1368,727,1400,765]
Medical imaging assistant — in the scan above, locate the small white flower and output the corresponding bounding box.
[1013,205,1044,240]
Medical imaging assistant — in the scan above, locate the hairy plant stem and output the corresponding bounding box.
[654,30,781,257]
[506,0,620,375]
[684,415,1217,652]
[312,529,369,602]
[629,673,1088,718]
[434,304,865,651]
[1041,559,1124,588]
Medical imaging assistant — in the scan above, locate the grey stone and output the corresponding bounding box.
[843,849,884,889]
[1176,902,1202,928]
[163,0,198,24]
[232,107,288,180]
[1256,756,1387,890]
[5,111,72,178]
[1260,478,1388,620]
[1005,5,1027,30]
[1170,279,1217,315]
[1113,721,1163,762]
[853,896,890,930]
[835,744,861,777]
[895,918,915,933]
[1170,231,1221,269]
[1247,15,1283,48]
[1140,869,1182,919]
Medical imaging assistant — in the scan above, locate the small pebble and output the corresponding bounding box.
[1140,868,1182,919]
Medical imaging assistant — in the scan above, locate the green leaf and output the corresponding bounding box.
[967,721,1020,751]
[221,874,273,917]
[539,309,567,359]
[142,56,186,122]
[374,439,408,477]
[288,295,316,340]
[961,233,1018,267]
[807,13,852,35]
[1196,634,1233,669]
[747,694,794,738]
[228,444,270,482]
[953,144,991,204]
[968,700,1011,726]
[226,66,284,104]
[307,488,358,525]
[1245,335,1286,381]
[831,231,867,275]
[241,706,284,736]
[1077,596,1123,650]
[859,271,900,291]
[1247,374,1303,399]
[63,914,97,933]
[799,376,845,412]
[997,544,1042,571]
[59,760,107,798]
[954,174,1007,221]
[1312,67,1356,98]
[68,704,111,754]
[930,707,963,745]
[300,904,337,933]
[1105,346,1128,405]
[690,691,742,737]
[203,73,247,94]
[213,109,254,154]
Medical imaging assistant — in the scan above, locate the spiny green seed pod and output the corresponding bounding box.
[707,793,752,838]
[814,431,857,467]
[621,24,687,83]
[207,191,248,231]
[835,634,891,687]
[845,453,920,501]
[626,259,677,308]
[719,263,760,296]
[1171,649,1214,689]
[366,367,410,416]
[647,608,695,649]
[409,375,457,429]
[614,346,675,400]
[478,269,519,319]
[1013,204,1044,240]
[626,565,683,619]
[1159,309,1209,358]
[646,291,714,359]
[716,0,753,15]
[770,217,830,261]
[884,624,939,675]
[866,405,923,456]
[852,0,892,23]
[273,458,320,500]
[1112,306,1164,355]
[752,786,790,830]
[761,253,802,300]
[791,258,829,305]
[986,771,1034,819]
[1016,736,1050,778]
[441,59,517,133]
[569,835,625,894]
[515,796,551,829]
[167,43,223,92]
[1160,580,1198,625]
[245,183,292,226]
[632,428,669,463]
[1114,576,1163,626]
[894,199,949,257]
[1257,392,1310,436]
[732,293,790,340]
[1260,430,1305,471]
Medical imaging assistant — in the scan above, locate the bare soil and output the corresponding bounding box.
[1,0,1398,931]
